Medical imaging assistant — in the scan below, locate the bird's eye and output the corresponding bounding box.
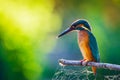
[72,26,75,28]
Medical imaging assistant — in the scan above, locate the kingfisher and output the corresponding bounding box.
[58,19,100,75]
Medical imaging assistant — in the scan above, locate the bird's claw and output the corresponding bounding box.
[80,59,89,66]
[83,60,90,66]
[80,59,86,65]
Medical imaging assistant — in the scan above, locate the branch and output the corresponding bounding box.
[59,59,120,71]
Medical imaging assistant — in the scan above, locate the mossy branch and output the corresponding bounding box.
[59,59,120,71]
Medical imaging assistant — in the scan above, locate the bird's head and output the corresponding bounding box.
[58,19,91,38]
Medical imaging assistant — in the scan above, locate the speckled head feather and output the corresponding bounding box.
[71,19,91,31]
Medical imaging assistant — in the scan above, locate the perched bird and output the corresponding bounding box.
[58,19,100,75]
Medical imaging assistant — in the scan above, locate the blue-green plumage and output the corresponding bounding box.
[88,31,100,62]
[71,19,91,31]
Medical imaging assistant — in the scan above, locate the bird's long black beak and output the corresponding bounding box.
[58,27,73,38]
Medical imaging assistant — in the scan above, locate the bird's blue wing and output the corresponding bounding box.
[88,31,100,62]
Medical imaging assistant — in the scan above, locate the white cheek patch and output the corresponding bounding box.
[81,25,90,32]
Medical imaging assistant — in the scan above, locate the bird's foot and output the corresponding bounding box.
[80,59,90,66]
[83,60,90,66]
[80,59,86,65]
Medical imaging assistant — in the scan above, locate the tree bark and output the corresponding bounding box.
[59,59,120,71]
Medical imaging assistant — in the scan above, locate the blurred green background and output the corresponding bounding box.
[0,0,120,80]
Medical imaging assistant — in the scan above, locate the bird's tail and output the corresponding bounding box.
[92,66,97,75]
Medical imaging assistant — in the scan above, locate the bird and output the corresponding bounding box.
[57,19,100,75]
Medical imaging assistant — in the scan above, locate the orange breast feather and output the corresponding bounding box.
[78,30,95,61]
